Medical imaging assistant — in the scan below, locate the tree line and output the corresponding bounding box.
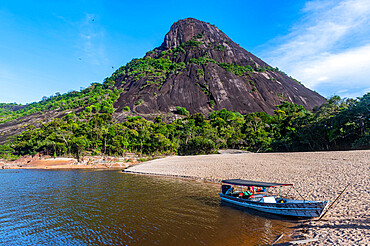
[0,93,368,160]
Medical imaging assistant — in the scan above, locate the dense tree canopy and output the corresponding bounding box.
[0,93,368,160]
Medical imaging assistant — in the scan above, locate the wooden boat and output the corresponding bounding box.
[219,179,330,218]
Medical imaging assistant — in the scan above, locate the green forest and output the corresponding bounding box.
[0,91,368,160]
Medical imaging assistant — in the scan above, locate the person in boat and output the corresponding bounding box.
[238,186,253,199]
[248,186,254,194]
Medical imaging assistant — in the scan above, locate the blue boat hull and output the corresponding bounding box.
[219,193,330,218]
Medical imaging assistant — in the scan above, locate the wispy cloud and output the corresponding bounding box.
[52,12,107,65]
[265,0,370,98]
[77,13,107,65]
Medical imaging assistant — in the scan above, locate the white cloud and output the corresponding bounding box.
[265,0,370,98]
[297,44,370,87]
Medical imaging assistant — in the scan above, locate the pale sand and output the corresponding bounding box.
[126,150,370,245]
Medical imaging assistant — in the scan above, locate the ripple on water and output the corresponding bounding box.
[0,170,294,245]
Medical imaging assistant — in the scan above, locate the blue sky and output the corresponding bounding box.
[0,0,369,104]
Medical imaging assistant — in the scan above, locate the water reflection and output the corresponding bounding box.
[0,169,293,245]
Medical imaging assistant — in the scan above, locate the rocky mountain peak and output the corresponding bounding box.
[161,18,229,50]
[157,18,268,68]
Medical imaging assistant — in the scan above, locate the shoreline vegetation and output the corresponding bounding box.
[1,93,369,162]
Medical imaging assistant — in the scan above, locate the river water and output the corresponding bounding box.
[0,169,294,245]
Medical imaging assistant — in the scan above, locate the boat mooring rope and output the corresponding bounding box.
[318,183,351,221]
[293,186,306,201]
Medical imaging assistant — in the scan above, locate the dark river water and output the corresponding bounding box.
[0,169,294,245]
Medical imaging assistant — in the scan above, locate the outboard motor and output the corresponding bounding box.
[221,185,232,194]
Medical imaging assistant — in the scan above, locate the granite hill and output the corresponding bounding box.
[110,18,326,115]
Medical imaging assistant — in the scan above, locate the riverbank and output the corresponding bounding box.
[0,153,146,169]
[125,150,370,245]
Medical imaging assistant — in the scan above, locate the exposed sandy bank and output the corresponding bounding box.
[1,155,140,169]
[126,150,370,245]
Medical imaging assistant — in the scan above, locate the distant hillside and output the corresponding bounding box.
[0,83,120,143]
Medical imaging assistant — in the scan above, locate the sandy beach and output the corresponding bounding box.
[126,150,370,245]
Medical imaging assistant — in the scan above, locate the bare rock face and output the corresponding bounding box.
[114,18,326,115]
[160,18,268,67]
